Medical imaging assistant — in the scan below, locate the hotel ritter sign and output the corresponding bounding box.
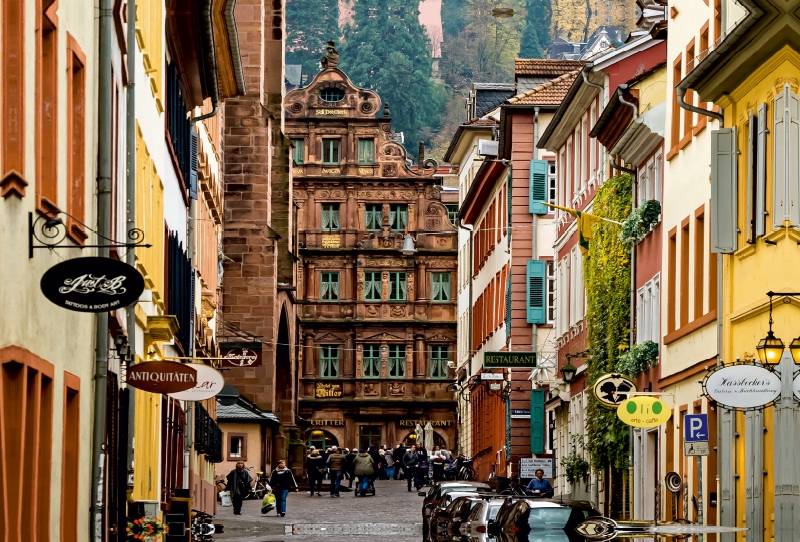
[483,352,537,368]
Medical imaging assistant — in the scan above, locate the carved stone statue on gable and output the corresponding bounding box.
[321,40,340,69]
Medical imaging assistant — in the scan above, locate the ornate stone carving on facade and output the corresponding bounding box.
[427,333,454,342]
[365,258,411,267]
[426,203,442,215]
[364,382,380,396]
[363,332,405,342]
[426,219,441,229]
[366,305,380,317]
[424,260,454,269]
[390,306,405,317]
[320,40,340,69]
[316,332,344,342]
[313,260,350,268]
[378,236,395,248]
[389,382,405,396]
[407,273,414,300]
[382,165,398,177]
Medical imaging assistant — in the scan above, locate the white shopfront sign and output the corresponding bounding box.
[520,457,553,479]
[704,364,781,409]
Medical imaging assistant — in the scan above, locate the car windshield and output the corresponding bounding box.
[525,506,589,530]
[442,486,481,498]
[488,505,501,520]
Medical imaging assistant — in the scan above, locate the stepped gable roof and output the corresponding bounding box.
[515,59,584,76]
[506,70,581,105]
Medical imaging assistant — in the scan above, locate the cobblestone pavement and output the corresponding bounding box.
[214,479,424,542]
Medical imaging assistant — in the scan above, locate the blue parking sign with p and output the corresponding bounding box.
[684,414,708,442]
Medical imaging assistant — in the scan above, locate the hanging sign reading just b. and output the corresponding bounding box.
[40,257,145,312]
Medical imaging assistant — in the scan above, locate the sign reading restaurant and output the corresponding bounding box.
[399,420,454,427]
[483,351,537,368]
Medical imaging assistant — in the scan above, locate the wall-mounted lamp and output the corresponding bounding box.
[560,361,577,383]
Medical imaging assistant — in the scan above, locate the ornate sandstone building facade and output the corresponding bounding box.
[285,60,458,451]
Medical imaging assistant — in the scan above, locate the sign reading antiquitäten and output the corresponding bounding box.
[483,352,537,368]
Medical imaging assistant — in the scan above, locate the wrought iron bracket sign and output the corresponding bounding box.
[40,256,145,312]
[29,211,151,258]
[701,362,782,410]
[219,341,263,368]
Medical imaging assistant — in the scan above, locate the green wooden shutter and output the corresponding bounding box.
[526,260,546,324]
[530,388,545,455]
[529,160,549,214]
[756,103,767,237]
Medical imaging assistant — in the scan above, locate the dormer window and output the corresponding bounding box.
[320,87,345,103]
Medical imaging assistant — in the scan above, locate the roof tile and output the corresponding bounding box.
[507,70,581,105]
[514,59,585,76]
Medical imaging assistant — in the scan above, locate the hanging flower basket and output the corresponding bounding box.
[617,340,659,378]
[126,517,168,541]
[620,200,661,247]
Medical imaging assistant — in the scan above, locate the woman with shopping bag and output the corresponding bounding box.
[260,486,276,514]
[226,461,253,515]
[268,460,298,516]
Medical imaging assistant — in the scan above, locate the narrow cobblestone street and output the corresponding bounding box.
[215,479,424,542]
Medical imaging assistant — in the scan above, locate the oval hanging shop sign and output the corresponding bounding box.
[40,257,145,312]
[593,373,638,408]
[703,364,781,409]
[126,361,198,394]
[617,396,672,428]
[167,364,224,401]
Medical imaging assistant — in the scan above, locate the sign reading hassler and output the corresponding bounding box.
[703,364,781,409]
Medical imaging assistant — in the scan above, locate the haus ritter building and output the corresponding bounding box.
[284,54,458,452]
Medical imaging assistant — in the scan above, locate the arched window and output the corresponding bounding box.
[306,429,339,451]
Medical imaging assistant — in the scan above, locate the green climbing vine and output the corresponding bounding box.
[617,340,659,378]
[620,199,661,247]
[585,173,633,472]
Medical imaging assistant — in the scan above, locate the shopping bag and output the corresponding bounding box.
[261,492,276,514]
[219,491,232,507]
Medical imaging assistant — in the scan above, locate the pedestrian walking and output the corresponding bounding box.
[431,445,445,482]
[384,446,395,479]
[525,468,554,498]
[417,445,429,487]
[402,444,421,491]
[345,447,358,488]
[353,448,375,496]
[226,461,253,515]
[326,446,346,497]
[305,449,325,497]
[392,444,405,480]
[268,460,298,517]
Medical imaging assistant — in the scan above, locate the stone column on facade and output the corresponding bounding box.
[415,333,426,377]
[303,333,315,377]
[405,339,414,381]
[417,261,428,301]
[346,186,356,230]
[306,263,316,300]
[306,187,316,229]
[416,190,426,231]
[343,334,355,378]
[355,344,363,378]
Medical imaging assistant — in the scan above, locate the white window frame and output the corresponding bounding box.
[548,161,557,205]
[636,274,661,344]
[566,141,573,204]
[547,260,555,323]
[580,116,588,191]
[590,104,597,183]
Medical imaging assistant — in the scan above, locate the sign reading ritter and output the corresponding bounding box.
[40,257,145,312]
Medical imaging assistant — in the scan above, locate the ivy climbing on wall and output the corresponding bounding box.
[585,173,633,471]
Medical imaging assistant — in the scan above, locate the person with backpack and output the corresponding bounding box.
[268,460,298,517]
[305,449,325,497]
[226,461,253,515]
[326,446,346,497]
[353,449,375,496]
[345,447,358,488]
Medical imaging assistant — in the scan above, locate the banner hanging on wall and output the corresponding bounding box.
[40,256,145,312]
[702,363,781,410]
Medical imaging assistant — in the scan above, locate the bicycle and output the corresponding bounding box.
[246,468,271,500]
[456,458,476,480]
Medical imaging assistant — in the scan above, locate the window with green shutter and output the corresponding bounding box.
[321,272,340,302]
[530,388,545,454]
[390,204,408,231]
[322,138,341,164]
[358,138,375,164]
[365,204,383,230]
[320,345,340,378]
[431,272,450,302]
[291,138,304,165]
[362,344,380,378]
[389,272,407,301]
[388,345,406,378]
[529,159,549,214]
[364,271,382,301]
[526,260,546,324]
[430,346,449,379]
[321,203,340,231]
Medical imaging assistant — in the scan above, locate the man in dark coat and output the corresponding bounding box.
[326,446,346,497]
[392,444,405,480]
[226,461,253,515]
[402,445,421,491]
[345,448,358,488]
[306,449,325,496]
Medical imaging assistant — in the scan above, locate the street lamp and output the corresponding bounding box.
[401,234,417,256]
[756,297,785,365]
[561,361,577,383]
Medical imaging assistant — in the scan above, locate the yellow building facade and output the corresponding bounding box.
[679,0,800,533]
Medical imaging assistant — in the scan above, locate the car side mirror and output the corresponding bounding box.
[418,491,427,496]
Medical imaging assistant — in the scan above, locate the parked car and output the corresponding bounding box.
[460,497,506,542]
[428,493,484,542]
[420,481,492,540]
[489,498,601,540]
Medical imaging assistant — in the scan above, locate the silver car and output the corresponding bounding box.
[459,497,506,542]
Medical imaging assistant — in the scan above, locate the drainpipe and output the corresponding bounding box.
[91,0,114,535]
[124,0,137,516]
[192,0,220,124]
[582,67,605,105]
[616,86,639,519]
[459,220,474,375]
[677,87,724,127]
